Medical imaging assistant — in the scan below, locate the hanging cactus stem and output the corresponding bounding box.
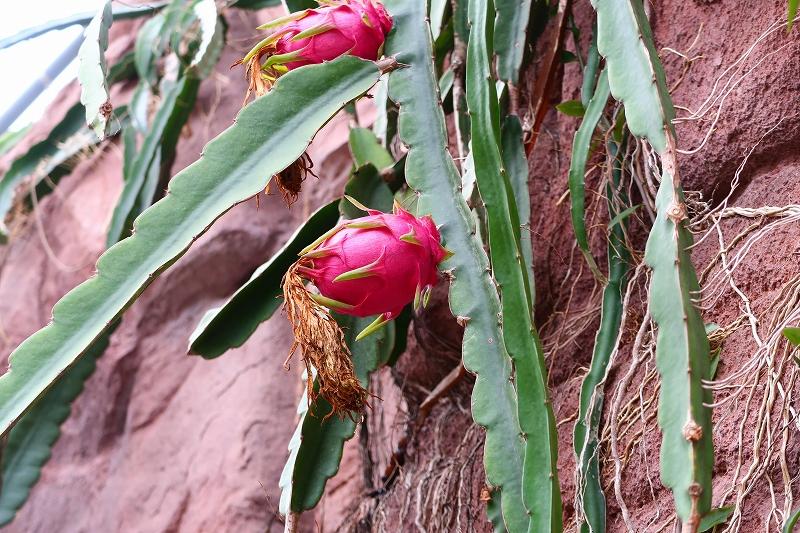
[309,292,355,311]
[355,314,390,341]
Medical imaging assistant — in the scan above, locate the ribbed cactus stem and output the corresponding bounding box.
[590,0,713,526]
[382,0,529,528]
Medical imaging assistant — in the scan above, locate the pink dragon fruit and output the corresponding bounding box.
[280,201,450,415]
[239,0,393,96]
[296,201,451,339]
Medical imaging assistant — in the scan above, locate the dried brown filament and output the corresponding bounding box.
[233,50,282,104]
[273,153,317,206]
[281,261,369,418]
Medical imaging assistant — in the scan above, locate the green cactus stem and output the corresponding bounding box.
[591,0,714,527]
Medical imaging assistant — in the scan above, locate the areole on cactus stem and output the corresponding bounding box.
[281,198,452,416]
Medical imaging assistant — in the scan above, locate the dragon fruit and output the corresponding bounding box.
[281,200,451,415]
[239,0,393,96]
[298,201,450,335]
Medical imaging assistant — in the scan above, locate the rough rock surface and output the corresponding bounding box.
[0,1,798,532]
[0,10,356,533]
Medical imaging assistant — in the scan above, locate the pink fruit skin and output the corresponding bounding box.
[300,208,447,319]
[275,1,393,70]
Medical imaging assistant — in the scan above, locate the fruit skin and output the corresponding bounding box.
[275,1,393,70]
[298,205,449,320]
[238,1,393,98]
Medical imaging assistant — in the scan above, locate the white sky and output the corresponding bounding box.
[0,0,102,131]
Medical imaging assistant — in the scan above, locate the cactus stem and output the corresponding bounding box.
[309,292,355,311]
[355,314,391,341]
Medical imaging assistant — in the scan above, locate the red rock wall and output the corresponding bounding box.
[0,1,798,532]
[0,11,357,532]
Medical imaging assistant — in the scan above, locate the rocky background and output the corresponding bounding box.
[0,1,798,531]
